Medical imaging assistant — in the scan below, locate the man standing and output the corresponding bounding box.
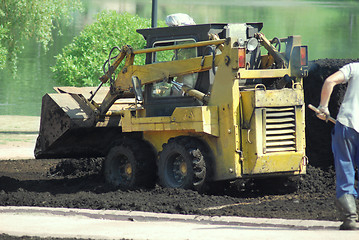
[316,62,359,230]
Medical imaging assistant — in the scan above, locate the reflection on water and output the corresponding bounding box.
[0,0,358,116]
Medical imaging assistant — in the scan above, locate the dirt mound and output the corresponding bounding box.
[49,158,103,177]
[304,58,358,169]
[0,158,344,221]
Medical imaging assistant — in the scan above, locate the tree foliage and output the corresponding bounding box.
[52,11,158,87]
[0,0,82,69]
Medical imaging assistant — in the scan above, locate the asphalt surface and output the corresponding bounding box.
[1,206,358,240]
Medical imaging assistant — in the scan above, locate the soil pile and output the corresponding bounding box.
[304,58,358,169]
[0,158,343,221]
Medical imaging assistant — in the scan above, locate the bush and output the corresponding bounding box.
[52,11,154,87]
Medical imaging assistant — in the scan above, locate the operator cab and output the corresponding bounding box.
[137,23,263,117]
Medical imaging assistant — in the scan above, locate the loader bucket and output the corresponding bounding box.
[34,91,125,159]
[35,92,92,158]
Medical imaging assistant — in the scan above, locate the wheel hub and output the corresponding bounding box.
[125,163,132,176]
[179,162,187,176]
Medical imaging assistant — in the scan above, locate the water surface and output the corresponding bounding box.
[0,0,358,116]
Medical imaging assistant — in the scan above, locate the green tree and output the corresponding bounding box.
[52,11,159,87]
[0,0,82,69]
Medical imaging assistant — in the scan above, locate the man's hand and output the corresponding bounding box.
[316,105,330,122]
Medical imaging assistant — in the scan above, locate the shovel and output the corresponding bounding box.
[308,104,336,124]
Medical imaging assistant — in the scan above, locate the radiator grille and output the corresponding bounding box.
[265,107,296,153]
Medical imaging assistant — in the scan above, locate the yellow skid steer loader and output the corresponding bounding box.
[35,23,308,191]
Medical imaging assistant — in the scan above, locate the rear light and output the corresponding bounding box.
[300,46,308,66]
[238,48,245,68]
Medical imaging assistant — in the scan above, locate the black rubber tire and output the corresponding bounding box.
[157,137,210,192]
[104,139,156,189]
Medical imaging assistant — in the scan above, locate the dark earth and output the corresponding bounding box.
[1,58,359,240]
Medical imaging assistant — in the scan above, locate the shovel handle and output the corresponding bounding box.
[308,104,336,124]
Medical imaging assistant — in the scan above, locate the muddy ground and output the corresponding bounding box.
[1,59,359,240]
[0,158,345,221]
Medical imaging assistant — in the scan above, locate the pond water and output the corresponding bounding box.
[0,0,358,116]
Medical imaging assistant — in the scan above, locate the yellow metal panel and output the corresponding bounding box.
[122,106,219,136]
[241,107,264,175]
[240,90,255,129]
[240,87,306,176]
[238,68,291,79]
[204,39,245,180]
[240,88,304,108]
[254,88,304,107]
[131,116,171,124]
[214,104,240,180]
[208,79,242,178]
[295,105,306,151]
[243,151,305,175]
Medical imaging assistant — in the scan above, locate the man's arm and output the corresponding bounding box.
[317,71,346,121]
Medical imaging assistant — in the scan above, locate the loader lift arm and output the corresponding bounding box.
[92,39,226,116]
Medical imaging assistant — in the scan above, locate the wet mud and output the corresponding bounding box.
[0,157,351,222]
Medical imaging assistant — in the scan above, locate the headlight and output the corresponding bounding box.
[247,38,258,52]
